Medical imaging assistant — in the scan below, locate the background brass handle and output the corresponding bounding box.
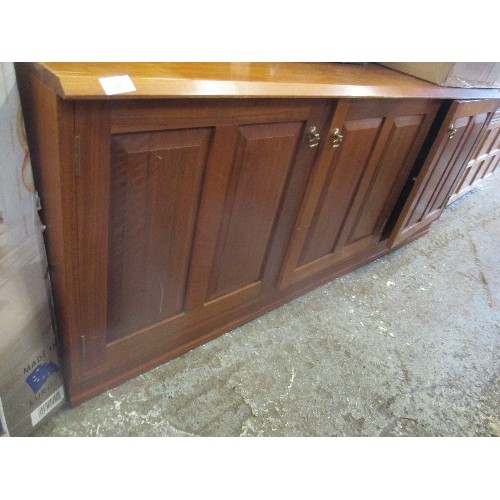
[306,126,321,148]
[330,128,344,148]
[448,124,457,139]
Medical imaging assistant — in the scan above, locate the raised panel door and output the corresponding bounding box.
[391,99,499,246]
[279,99,440,288]
[205,122,303,300]
[71,98,329,396]
[449,104,500,203]
[106,128,211,342]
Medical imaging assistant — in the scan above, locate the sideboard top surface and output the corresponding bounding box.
[23,62,500,100]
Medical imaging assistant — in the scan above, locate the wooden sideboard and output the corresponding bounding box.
[15,63,500,406]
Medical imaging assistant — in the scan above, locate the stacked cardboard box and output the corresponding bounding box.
[379,62,500,89]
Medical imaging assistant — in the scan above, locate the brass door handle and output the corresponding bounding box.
[306,126,321,148]
[330,128,344,148]
[448,124,457,139]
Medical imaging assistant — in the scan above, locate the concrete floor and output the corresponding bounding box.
[33,173,500,437]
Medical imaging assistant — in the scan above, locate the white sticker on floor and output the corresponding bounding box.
[30,386,65,427]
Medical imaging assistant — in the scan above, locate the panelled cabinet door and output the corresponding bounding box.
[390,99,500,247]
[448,103,500,203]
[72,99,329,379]
[279,98,440,288]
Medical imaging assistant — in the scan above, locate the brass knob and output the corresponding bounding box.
[306,126,321,148]
[448,124,457,140]
[330,128,344,148]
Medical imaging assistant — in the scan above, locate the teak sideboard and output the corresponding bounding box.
[15,63,500,406]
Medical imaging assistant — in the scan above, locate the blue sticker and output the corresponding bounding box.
[25,362,59,393]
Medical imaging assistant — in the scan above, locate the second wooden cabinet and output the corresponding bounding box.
[448,103,500,203]
[390,99,499,246]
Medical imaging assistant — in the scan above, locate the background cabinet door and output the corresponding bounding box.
[390,99,499,247]
[448,103,500,203]
[73,99,329,375]
[279,99,440,288]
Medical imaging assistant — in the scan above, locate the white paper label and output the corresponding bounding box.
[31,386,65,427]
[99,75,136,95]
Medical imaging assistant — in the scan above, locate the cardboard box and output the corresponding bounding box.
[0,230,66,437]
[0,332,65,437]
[379,62,500,89]
[0,221,66,437]
[0,62,66,436]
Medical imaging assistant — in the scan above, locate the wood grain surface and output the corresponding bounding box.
[25,62,500,100]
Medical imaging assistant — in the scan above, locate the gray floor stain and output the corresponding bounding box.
[34,174,500,437]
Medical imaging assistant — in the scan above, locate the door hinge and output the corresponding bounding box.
[74,136,81,176]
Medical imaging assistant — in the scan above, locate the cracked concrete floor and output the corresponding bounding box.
[34,173,500,437]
